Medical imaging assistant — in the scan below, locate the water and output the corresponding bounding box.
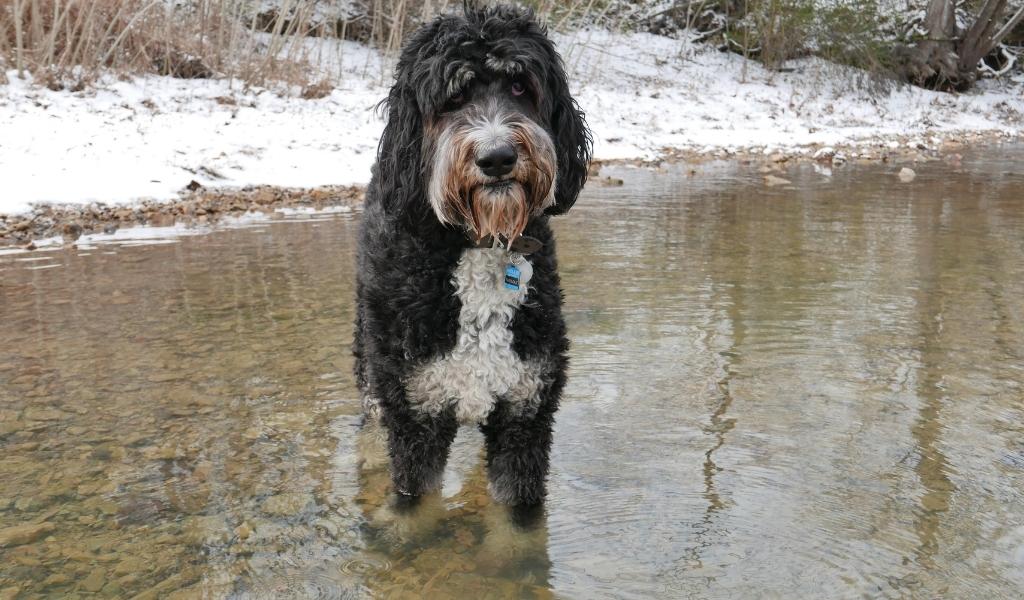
[2,148,1023,599]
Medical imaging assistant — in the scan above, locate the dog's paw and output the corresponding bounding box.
[507,502,545,530]
[487,475,545,508]
[472,500,551,575]
[363,492,447,549]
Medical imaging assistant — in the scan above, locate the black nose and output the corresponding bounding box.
[476,144,517,177]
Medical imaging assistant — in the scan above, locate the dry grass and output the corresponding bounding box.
[313,0,619,53]
[0,0,620,91]
[0,0,358,90]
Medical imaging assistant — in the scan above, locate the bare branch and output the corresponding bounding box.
[993,5,1024,45]
[962,0,1007,50]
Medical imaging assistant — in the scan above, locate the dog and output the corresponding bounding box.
[353,4,591,511]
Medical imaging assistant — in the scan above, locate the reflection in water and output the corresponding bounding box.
[681,266,745,578]
[353,421,553,598]
[2,147,1024,598]
[908,211,956,571]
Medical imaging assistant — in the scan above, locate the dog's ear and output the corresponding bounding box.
[375,79,420,214]
[544,53,592,216]
[375,23,441,216]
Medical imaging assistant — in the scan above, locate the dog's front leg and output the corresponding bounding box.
[480,385,560,510]
[381,400,458,501]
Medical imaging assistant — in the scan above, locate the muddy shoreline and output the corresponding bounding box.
[0,185,365,250]
[1,130,1014,249]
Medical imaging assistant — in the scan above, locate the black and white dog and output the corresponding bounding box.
[353,5,591,510]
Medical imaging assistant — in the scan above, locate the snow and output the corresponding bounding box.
[0,37,389,216]
[561,30,1023,159]
[0,73,379,214]
[2,30,1022,216]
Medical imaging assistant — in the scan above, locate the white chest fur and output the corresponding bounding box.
[406,247,545,423]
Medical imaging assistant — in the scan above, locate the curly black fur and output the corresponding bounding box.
[353,4,591,508]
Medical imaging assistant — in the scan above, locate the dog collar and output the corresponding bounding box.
[472,234,543,255]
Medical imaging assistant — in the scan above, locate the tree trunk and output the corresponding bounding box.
[900,0,1014,90]
[959,0,1008,74]
[899,0,960,89]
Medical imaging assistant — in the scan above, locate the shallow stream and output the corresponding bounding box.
[2,148,1023,598]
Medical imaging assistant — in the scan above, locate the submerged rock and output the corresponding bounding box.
[80,568,107,593]
[21,407,67,422]
[813,147,835,162]
[0,521,56,547]
[61,546,94,562]
[127,573,187,600]
[101,580,124,596]
[14,496,42,512]
[764,175,792,187]
[898,167,917,182]
[42,573,71,587]
[313,517,341,539]
[114,556,146,576]
[234,521,253,540]
[181,515,230,547]
[260,492,315,517]
[598,176,624,187]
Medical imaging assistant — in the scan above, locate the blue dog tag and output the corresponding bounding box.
[504,264,521,290]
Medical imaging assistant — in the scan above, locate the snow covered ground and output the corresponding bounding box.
[2,30,1022,216]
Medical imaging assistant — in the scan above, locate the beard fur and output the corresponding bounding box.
[427,112,556,241]
[467,183,531,242]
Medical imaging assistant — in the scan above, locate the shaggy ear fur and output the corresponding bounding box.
[375,74,419,213]
[374,21,441,215]
[543,51,592,216]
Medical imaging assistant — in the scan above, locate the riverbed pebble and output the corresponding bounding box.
[4,131,1009,250]
[127,572,187,600]
[182,516,230,547]
[234,522,253,540]
[813,147,835,162]
[80,568,107,593]
[0,184,364,248]
[61,546,94,562]
[21,407,67,422]
[101,580,124,596]
[42,573,70,587]
[764,175,792,186]
[261,492,315,517]
[109,559,136,577]
[0,521,56,547]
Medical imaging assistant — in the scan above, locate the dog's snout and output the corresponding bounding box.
[476,143,517,177]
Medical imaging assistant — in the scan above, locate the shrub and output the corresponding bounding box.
[0,0,336,89]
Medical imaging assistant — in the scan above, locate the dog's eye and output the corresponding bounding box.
[510,81,525,96]
[443,92,465,112]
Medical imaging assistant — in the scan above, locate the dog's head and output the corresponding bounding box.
[375,5,592,241]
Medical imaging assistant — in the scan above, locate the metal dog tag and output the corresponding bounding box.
[503,255,533,291]
[504,264,521,290]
